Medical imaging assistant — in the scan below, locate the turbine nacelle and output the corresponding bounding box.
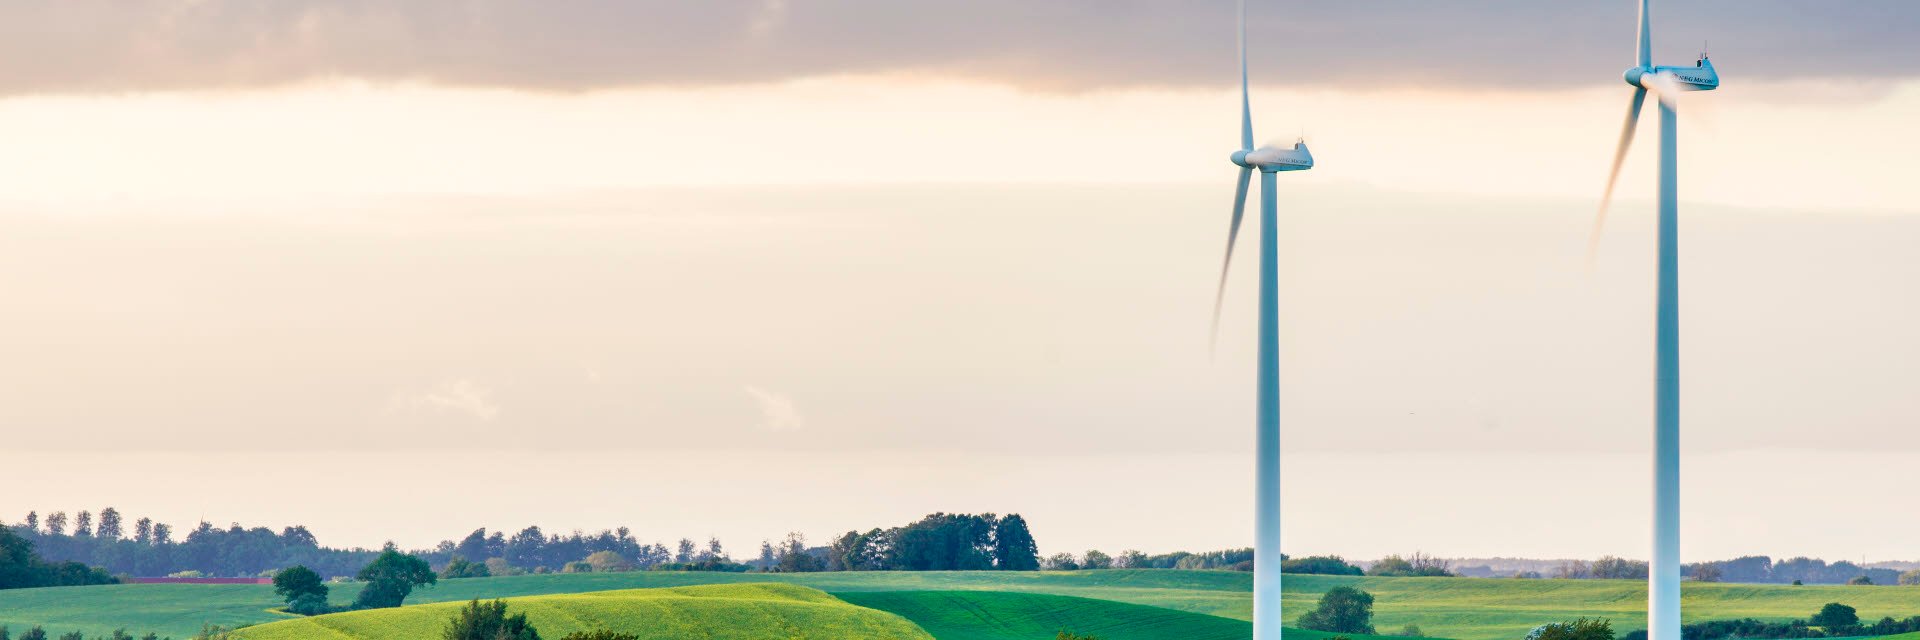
[1624,55,1720,92]
[1232,141,1314,172]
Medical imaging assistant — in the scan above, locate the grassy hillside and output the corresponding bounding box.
[6,571,1920,640]
[841,590,1412,640]
[234,583,931,640]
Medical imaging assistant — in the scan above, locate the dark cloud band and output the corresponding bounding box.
[0,1,1914,95]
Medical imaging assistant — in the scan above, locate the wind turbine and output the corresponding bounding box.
[1210,2,1313,639]
[1590,2,1718,640]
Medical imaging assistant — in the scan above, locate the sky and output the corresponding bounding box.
[3,1,1919,563]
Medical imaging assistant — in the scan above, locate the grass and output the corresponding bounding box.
[232,583,932,640]
[5,571,1920,640]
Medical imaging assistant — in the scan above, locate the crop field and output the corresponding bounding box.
[4,571,1919,640]
[838,590,1256,640]
[232,583,930,640]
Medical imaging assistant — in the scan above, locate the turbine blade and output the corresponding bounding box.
[1212,167,1255,351]
[1637,0,1652,69]
[1239,0,1254,150]
[1589,87,1648,264]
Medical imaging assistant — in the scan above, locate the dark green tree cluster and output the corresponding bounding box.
[1528,618,1616,640]
[0,524,117,590]
[1297,586,1377,635]
[824,512,1039,572]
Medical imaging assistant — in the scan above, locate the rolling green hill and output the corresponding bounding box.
[233,583,931,640]
[837,590,1423,640]
[5,571,1920,640]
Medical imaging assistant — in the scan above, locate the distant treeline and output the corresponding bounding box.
[5,508,1043,580]
[1453,555,1913,585]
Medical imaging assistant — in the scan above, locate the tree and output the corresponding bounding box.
[73,512,92,538]
[1811,603,1859,629]
[152,523,172,545]
[1900,570,1920,586]
[133,518,153,545]
[1296,586,1376,634]
[442,599,540,640]
[776,532,823,573]
[705,537,726,562]
[675,539,696,564]
[1690,564,1723,582]
[1116,550,1149,569]
[23,512,37,533]
[97,509,123,540]
[354,545,437,609]
[1082,550,1113,570]
[992,514,1040,571]
[1555,560,1591,580]
[1528,618,1615,640]
[1044,553,1079,571]
[44,513,65,537]
[271,565,328,605]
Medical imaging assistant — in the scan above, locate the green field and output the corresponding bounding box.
[233,583,930,640]
[840,590,1256,640]
[4,571,1919,640]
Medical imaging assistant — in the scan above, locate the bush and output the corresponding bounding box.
[1297,586,1376,634]
[441,557,492,579]
[287,593,331,616]
[559,632,639,640]
[1528,618,1615,640]
[1901,570,1920,586]
[1400,624,1426,637]
[1283,555,1365,576]
[582,551,632,573]
[442,599,540,640]
[563,561,594,574]
[1812,603,1859,629]
[1849,576,1875,586]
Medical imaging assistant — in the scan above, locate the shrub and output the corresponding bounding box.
[1283,555,1365,576]
[1811,603,1859,629]
[1298,586,1376,634]
[1400,624,1426,637]
[288,593,331,616]
[559,632,639,640]
[562,561,594,574]
[583,551,633,573]
[442,557,492,579]
[1849,576,1874,586]
[1528,618,1615,640]
[1902,570,1920,586]
[442,599,540,640]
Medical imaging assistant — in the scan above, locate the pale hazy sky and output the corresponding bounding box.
[3,1,1918,562]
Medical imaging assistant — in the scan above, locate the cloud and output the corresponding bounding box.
[393,379,501,421]
[743,385,804,432]
[0,1,1915,96]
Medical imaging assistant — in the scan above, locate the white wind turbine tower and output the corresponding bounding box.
[1590,2,1720,639]
[1210,2,1314,639]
